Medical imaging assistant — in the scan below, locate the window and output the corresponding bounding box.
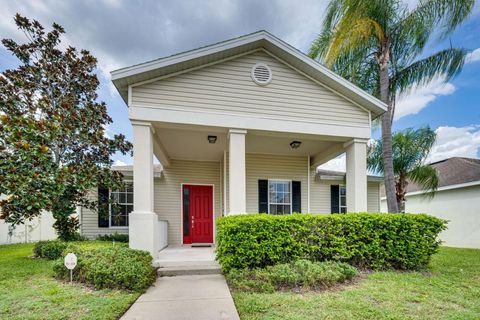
[339,186,347,213]
[268,180,291,214]
[110,182,133,227]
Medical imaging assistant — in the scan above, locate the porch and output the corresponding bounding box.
[129,121,369,258]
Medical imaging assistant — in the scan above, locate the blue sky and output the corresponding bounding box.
[0,0,479,168]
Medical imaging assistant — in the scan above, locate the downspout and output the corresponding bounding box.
[307,155,311,213]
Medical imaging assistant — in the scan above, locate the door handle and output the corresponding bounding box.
[191,216,195,228]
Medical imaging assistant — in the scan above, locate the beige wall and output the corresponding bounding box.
[80,189,129,239]
[225,153,309,213]
[81,157,381,243]
[381,184,480,248]
[131,50,370,128]
[154,159,221,245]
[309,173,380,213]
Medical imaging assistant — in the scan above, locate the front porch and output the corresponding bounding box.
[128,122,369,258]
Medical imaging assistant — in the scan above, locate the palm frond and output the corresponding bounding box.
[391,48,467,96]
[325,17,384,66]
[407,165,439,198]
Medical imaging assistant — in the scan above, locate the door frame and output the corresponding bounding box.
[180,183,215,245]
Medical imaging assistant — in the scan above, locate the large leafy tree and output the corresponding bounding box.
[0,15,132,240]
[368,127,438,212]
[309,0,473,212]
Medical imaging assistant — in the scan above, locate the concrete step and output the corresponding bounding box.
[158,264,222,276]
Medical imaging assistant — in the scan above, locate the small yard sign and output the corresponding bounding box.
[64,252,77,284]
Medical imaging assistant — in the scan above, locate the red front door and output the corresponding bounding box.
[182,185,213,244]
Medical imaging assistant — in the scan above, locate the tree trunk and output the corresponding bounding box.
[378,42,399,213]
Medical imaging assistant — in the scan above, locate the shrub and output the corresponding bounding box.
[96,232,129,243]
[33,240,127,260]
[33,240,67,260]
[216,213,447,271]
[226,259,357,293]
[53,246,156,291]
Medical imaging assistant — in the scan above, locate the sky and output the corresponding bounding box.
[0,0,479,170]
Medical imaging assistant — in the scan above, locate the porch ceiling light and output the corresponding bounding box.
[290,141,302,149]
[208,135,217,144]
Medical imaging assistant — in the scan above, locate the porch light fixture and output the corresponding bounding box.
[290,141,302,149]
[208,135,217,144]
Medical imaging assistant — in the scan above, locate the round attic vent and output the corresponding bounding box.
[251,63,272,85]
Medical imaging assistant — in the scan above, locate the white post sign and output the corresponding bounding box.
[64,252,77,284]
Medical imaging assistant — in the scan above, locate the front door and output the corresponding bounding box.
[182,185,213,244]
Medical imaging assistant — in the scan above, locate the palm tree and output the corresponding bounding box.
[368,127,439,212]
[309,0,474,212]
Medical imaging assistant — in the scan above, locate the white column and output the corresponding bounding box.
[129,121,160,258]
[228,129,247,214]
[345,139,368,212]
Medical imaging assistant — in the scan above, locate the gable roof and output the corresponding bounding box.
[111,30,387,118]
[406,157,480,193]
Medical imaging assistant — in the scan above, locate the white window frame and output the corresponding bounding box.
[109,180,133,229]
[339,185,347,213]
[267,179,292,215]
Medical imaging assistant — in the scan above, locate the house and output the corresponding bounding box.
[381,157,480,248]
[81,31,387,257]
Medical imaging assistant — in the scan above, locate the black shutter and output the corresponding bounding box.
[258,180,268,213]
[292,181,301,213]
[331,185,339,213]
[98,186,109,228]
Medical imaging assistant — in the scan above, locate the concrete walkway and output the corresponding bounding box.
[121,274,239,320]
[122,246,239,320]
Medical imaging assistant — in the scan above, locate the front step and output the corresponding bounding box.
[158,264,221,276]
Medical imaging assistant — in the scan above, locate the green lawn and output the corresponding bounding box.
[0,243,140,320]
[233,247,480,320]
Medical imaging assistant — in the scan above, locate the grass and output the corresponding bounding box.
[232,247,480,320]
[0,243,140,320]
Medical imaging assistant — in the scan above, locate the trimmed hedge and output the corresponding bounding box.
[216,213,447,271]
[96,232,129,243]
[33,240,128,260]
[33,240,68,260]
[53,246,156,291]
[226,259,357,293]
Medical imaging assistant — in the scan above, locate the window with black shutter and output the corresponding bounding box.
[330,185,339,214]
[292,181,301,213]
[258,180,268,213]
[98,186,109,228]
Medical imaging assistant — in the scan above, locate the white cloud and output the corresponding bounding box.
[318,154,346,172]
[113,159,127,166]
[466,48,480,64]
[427,125,480,163]
[395,76,456,120]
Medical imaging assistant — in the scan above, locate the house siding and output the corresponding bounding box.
[225,153,308,213]
[80,190,129,239]
[309,173,380,213]
[154,159,221,245]
[131,50,370,128]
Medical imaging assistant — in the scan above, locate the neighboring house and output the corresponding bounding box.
[95,30,387,257]
[0,212,57,245]
[381,157,480,248]
[0,194,58,244]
